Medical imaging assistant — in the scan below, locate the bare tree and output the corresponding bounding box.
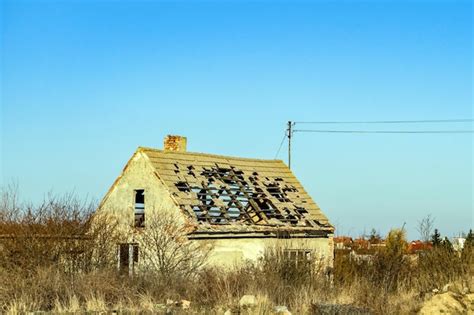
[0,182,21,222]
[139,211,211,281]
[86,212,122,270]
[417,214,435,242]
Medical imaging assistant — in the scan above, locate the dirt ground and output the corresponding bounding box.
[419,276,474,314]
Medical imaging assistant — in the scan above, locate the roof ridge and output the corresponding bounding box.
[138,146,286,163]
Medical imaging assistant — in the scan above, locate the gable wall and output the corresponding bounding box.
[98,151,183,238]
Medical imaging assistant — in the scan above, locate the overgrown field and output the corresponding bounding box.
[0,188,472,314]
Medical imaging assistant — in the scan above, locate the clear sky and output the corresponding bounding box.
[1,0,472,239]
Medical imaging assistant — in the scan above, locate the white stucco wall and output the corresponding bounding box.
[201,237,334,269]
[98,151,183,239]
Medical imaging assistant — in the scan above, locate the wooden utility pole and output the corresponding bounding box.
[288,121,292,169]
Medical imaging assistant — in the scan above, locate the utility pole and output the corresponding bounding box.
[287,121,293,169]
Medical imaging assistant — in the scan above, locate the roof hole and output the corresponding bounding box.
[175,181,190,192]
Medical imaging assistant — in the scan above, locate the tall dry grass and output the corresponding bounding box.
[0,186,472,313]
[1,242,471,314]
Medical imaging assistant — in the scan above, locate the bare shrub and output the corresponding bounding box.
[0,194,93,271]
[260,245,321,283]
[0,182,21,222]
[417,214,435,242]
[86,212,122,270]
[138,211,212,283]
[0,184,123,274]
[0,186,126,312]
[242,243,328,308]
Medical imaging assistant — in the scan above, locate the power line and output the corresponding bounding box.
[294,129,474,134]
[294,119,474,124]
[278,118,473,168]
[274,131,287,159]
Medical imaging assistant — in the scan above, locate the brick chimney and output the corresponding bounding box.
[164,135,187,152]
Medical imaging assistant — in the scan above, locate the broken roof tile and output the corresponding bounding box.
[140,147,332,232]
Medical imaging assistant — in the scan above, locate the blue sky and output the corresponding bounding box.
[1,0,472,239]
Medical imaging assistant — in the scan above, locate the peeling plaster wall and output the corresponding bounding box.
[98,152,182,239]
[201,237,334,269]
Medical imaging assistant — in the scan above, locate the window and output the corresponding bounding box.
[134,189,145,227]
[284,249,312,266]
[133,244,139,263]
[118,244,129,274]
[118,243,139,276]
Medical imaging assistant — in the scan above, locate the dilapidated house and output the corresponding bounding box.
[98,135,334,273]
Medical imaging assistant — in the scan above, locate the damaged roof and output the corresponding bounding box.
[140,147,333,235]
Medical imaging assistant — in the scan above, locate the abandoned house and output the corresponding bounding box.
[98,135,334,274]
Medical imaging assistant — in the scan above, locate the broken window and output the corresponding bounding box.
[284,249,312,266]
[134,189,145,228]
[118,243,139,276]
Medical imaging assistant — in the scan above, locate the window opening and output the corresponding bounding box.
[118,243,139,276]
[134,189,145,227]
[284,249,312,266]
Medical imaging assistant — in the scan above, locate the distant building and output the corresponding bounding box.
[452,237,466,252]
[408,240,432,254]
[334,236,352,250]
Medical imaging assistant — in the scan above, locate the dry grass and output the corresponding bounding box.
[53,295,81,313]
[0,244,471,314]
[0,187,472,314]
